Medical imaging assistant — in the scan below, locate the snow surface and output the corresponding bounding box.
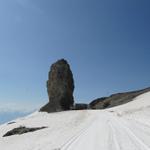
[1,92,150,150]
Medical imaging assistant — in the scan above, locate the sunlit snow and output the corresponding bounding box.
[1,92,150,150]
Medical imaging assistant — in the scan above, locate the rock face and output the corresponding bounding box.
[40,59,74,112]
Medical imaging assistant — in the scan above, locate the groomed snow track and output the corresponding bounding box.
[60,111,150,150]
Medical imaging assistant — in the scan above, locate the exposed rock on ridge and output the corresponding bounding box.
[90,87,150,109]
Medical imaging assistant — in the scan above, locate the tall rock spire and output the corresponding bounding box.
[40,59,74,112]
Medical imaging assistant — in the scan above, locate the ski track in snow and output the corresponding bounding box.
[60,112,150,150]
[1,91,150,150]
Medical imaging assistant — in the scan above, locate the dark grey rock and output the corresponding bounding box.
[40,59,74,113]
[73,103,88,110]
[7,121,16,125]
[3,126,47,137]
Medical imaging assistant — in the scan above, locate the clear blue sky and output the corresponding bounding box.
[0,0,150,112]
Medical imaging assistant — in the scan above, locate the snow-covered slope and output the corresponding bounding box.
[1,92,150,150]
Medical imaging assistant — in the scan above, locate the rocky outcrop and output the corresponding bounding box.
[40,59,74,113]
[3,126,47,137]
[90,87,150,109]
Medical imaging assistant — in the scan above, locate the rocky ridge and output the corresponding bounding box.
[89,87,150,109]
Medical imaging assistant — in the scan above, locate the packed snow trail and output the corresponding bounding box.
[1,92,150,150]
[60,112,150,150]
[61,113,111,150]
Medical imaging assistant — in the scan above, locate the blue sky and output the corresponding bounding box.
[0,0,150,113]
